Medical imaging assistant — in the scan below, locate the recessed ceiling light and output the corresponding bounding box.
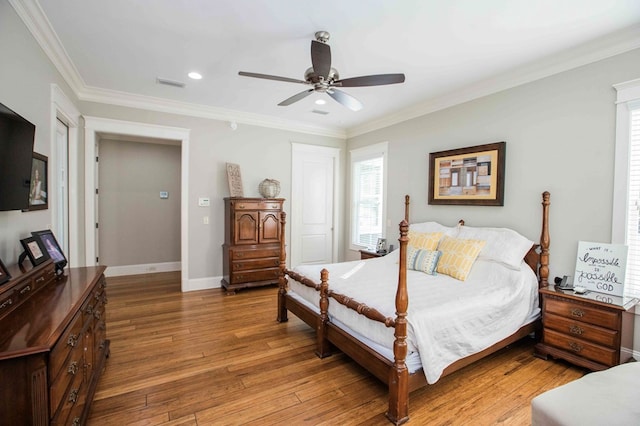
[315,99,326,105]
[188,72,202,80]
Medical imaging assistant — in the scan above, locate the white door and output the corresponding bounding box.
[291,143,339,267]
[55,119,69,254]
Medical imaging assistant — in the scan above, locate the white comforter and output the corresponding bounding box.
[289,249,540,384]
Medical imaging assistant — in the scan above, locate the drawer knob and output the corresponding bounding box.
[68,361,79,375]
[569,342,583,353]
[68,388,79,404]
[570,308,584,318]
[238,204,245,209]
[569,325,584,335]
[236,253,244,258]
[72,417,81,426]
[20,285,31,294]
[35,276,45,284]
[67,334,78,348]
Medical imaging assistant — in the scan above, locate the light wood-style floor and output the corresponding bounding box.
[87,272,586,425]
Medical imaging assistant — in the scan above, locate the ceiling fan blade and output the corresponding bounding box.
[238,71,308,85]
[311,40,331,79]
[278,89,315,106]
[327,89,363,111]
[335,73,405,87]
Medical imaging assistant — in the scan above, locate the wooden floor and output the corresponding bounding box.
[87,272,586,425]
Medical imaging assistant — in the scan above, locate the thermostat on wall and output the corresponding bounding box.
[198,197,210,207]
[159,191,169,199]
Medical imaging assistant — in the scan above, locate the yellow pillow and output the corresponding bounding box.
[408,231,443,251]
[436,236,486,281]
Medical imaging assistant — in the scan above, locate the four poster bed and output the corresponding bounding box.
[276,191,551,424]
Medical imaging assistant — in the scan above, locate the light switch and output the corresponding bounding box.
[203,216,209,224]
[160,191,169,199]
[198,197,210,207]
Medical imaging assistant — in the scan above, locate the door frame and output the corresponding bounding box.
[83,116,191,291]
[291,143,340,267]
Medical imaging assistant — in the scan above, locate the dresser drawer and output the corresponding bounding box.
[545,297,619,329]
[231,248,280,260]
[232,257,280,271]
[544,312,618,347]
[231,268,280,284]
[543,329,617,366]
[51,372,84,426]
[49,348,83,416]
[50,311,84,382]
[231,200,282,211]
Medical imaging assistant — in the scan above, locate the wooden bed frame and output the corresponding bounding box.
[276,191,551,425]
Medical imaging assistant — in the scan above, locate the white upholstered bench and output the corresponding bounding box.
[531,362,640,425]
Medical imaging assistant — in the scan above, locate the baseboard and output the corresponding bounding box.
[184,276,222,292]
[104,261,181,277]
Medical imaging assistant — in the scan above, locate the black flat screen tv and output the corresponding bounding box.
[32,229,67,273]
[0,102,35,211]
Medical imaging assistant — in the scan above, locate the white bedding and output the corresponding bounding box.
[288,249,540,384]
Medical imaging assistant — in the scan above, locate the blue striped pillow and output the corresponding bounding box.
[407,247,442,275]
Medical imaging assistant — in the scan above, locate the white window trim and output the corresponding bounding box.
[349,141,388,251]
[612,78,640,244]
[612,78,640,301]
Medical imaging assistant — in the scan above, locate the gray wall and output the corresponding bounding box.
[347,47,640,284]
[0,1,80,265]
[98,138,181,266]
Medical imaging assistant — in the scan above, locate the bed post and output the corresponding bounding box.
[315,268,332,358]
[387,219,410,425]
[404,195,410,223]
[277,211,288,322]
[539,191,550,287]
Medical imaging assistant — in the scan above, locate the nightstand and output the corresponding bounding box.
[359,250,385,260]
[534,286,637,371]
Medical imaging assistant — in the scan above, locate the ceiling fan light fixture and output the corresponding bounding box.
[188,72,202,80]
[315,99,326,105]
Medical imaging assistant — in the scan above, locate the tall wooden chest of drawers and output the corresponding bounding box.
[0,260,109,425]
[534,286,636,371]
[222,197,284,294]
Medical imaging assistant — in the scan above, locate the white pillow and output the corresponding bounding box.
[456,226,534,270]
[410,221,459,237]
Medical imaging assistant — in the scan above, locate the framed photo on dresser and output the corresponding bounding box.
[20,236,50,267]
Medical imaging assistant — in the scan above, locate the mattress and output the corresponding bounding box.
[288,249,540,384]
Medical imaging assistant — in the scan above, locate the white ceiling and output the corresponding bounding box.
[21,0,640,137]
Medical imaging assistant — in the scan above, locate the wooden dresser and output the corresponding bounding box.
[0,260,109,425]
[534,286,636,371]
[222,197,284,294]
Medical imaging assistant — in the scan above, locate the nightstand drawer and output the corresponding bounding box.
[545,298,618,329]
[544,312,618,347]
[544,329,617,366]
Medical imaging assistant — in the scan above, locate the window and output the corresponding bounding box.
[350,142,388,250]
[612,78,640,298]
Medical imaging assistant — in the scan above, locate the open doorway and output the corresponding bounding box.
[83,117,191,291]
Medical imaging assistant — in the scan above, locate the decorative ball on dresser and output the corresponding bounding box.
[259,178,280,198]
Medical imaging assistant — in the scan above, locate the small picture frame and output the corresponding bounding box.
[376,238,387,254]
[20,236,50,267]
[24,152,48,211]
[0,258,10,285]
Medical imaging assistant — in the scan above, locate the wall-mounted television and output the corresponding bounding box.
[0,102,36,211]
[32,229,67,274]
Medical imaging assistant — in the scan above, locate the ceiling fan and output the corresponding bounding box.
[238,31,405,111]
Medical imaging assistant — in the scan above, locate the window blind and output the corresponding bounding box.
[353,156,384,249]
[625,107,640,298]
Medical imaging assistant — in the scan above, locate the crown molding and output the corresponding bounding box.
[9,0,86,94]
[78,86,346,139]
[347,23,640,138]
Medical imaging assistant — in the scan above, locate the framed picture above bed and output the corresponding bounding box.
[428,141,505,206]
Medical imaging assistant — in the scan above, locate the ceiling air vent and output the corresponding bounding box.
[311,109,329,115]
[156,77,186,88]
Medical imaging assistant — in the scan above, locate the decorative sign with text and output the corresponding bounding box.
[573,241,628,297]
